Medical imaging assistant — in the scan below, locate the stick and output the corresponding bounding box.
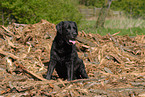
[108,33,119,46]
[0,48,47,81]
[112,31,120,36]
[15,63,47,81]
[13,23,27,27]
[1,26,14,36]
[108,33,124,52]
[82,30,87,37]
[77,36,98,47]
[55,78,101,86]
[0,48,19,59]
[69,78,99,83]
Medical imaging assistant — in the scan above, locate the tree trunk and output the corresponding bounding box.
[96,0,112,28]
[2,8,4,25]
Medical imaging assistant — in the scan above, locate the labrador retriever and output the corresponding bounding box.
[46,21,88,81]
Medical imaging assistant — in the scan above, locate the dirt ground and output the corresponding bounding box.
[0,20,145,97]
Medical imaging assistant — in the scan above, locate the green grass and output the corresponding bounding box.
[78,17,145,36]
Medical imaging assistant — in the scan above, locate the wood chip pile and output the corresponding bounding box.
[0,20,145,97]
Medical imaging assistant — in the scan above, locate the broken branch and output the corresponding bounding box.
[0,48,47,81]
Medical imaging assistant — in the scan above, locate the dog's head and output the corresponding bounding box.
[56,21,78,45]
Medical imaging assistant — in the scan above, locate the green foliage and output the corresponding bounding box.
[79,0,104,7]
[0,0,82,25]
[111,0,145,18]
[79,0,97,6]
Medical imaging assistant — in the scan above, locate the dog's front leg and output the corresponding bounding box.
[79,59,89,79]
[66,61,74,81]
[46,60,56,80]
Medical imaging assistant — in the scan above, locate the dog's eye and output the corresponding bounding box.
[67,26,71,29]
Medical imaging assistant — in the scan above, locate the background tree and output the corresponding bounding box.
[96,0,112,28]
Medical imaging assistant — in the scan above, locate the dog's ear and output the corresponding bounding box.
[56,21,64,34]
[73,22,78,34]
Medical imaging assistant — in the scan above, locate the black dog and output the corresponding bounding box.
[46,21,88,81]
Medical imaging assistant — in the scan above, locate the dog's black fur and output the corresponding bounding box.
[46,21,89,81]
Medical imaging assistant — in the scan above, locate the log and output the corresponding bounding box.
[15,62,47,81]
[0,48,47,81]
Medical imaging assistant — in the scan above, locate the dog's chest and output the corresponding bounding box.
[57,47,72,56]
[56,46,74,61]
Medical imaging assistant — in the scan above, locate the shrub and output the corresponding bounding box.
[0,0,82,25]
